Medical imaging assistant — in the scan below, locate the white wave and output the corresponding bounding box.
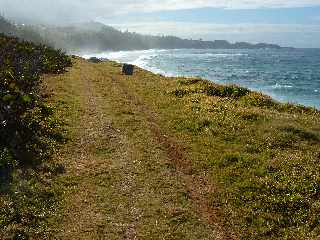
[171,52,249,59]
[271,83,294,89]
[205,53,248,57]
[131,55,175,77]
[82,49,176,77]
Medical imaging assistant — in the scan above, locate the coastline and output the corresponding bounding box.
[2,56,318,238]
[55,57,320,238]
[83,49,320,110]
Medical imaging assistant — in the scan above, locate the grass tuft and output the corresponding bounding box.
[205,84,250,98]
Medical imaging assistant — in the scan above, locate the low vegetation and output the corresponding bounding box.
[38,59,320,239]
[0,30,319,238]
[0,34,71,166]
[112,67,320,239]
[0,34,71,238]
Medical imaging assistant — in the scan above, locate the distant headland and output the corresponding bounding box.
[0,16,288,53]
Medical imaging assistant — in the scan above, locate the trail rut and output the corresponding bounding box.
[45,59,236,239]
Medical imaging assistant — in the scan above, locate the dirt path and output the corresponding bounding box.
[111,71,235,240]
[45,59,235,239]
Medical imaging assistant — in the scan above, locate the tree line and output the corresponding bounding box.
[0,17,282,53]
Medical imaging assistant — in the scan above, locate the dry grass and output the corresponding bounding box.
[43,58,228,239]
[115,66,320,239]
[39,57,320,239]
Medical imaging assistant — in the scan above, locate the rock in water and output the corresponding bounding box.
[122,64,134,75]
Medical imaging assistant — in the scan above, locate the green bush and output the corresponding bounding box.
[171,89,191,98]
[0,34,71,169]
[178,78,202,85]
[205,85,250,98]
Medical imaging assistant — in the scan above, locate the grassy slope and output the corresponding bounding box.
[44,58,319,239]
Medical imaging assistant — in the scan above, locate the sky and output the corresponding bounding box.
[1,0,320,48]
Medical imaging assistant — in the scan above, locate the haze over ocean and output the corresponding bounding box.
[84,48,320,109]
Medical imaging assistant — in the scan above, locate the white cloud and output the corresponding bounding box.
[123,0,320,12]
[1,0,320,23]
[111,21,320,36]
[1,0,320,48]
[109,21,320,47]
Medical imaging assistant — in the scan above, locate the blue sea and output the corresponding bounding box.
[84,48,320,109]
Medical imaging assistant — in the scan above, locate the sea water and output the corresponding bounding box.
[83,48,320,109]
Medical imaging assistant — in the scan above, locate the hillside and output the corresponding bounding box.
[1,17,283,53]
[0,16,16,35]
[1,32,319,239]
[2,55,318,239]
[39,22,282,53]
[47,58,320,239]
[0,16,46,44]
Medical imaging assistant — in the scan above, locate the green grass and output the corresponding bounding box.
[44,59,320,239]
[2,56,318,239]
[41,59,218,239]
[113,66,320,239]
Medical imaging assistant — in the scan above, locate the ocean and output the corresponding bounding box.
[83,48,320,109]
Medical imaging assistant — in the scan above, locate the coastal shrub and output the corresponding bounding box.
[0,34,71,168]
[275,103,317,114]
[280,126,319,142]
[166,73,320,238]
[174,118,212,135]
[218,153,243,167]
[178,78,202,85]
[239,111,261,121]
[0,33,71,238]
[264,126,320,150]
[242,92,276,108]
[88,57,103,63]
[205,85,250,98]
[243,92,318,115]
[171,89,191,98]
